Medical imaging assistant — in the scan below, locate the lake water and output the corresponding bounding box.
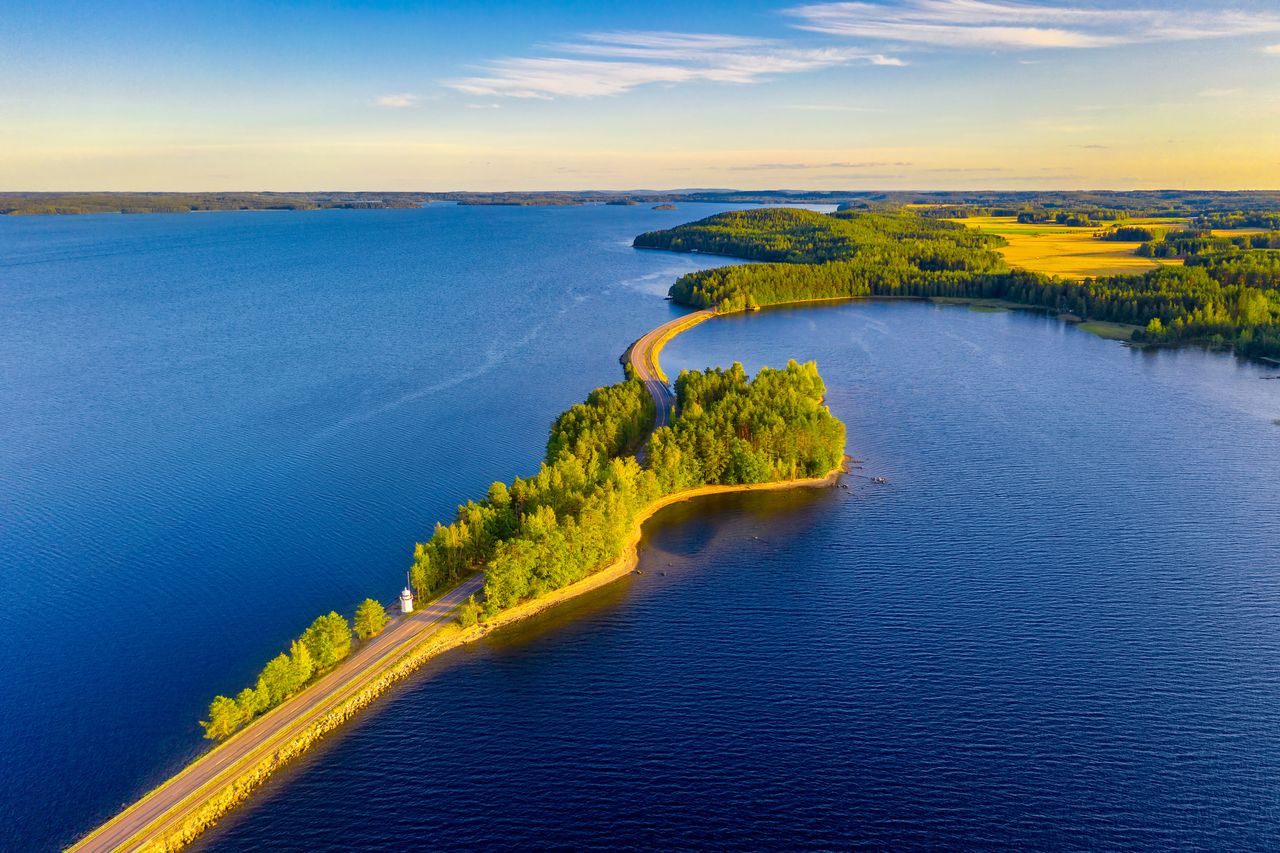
[4,207,1280,850]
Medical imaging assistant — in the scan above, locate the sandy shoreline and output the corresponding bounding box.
[463,463,845,637]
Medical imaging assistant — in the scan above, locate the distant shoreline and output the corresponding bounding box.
[9,189,1280,217]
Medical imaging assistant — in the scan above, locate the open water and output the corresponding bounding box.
[3,206,1279,850]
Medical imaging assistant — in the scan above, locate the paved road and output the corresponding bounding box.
[76,309,712,852]
[71,573,484,852]
[628,310,713,429]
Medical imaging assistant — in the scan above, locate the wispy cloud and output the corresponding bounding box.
[1266,44,1280,54]
[374,93,419,108]
[444,30,903,99]
[787,0,1280,50]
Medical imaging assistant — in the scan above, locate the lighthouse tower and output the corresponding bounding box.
[400,573,414,615]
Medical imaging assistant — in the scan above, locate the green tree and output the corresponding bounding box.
[255,653,295,706]
[302,612,352,669]
[289,639,314,684]
[354,598,390,640]
[456,595,482,628]
[200,695,244,741]
[235,686,264,718]
[1236,289,1271,325]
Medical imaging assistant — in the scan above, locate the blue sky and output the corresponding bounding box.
[4,0,1280,190]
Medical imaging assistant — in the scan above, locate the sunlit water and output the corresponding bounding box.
[4,208,1279,850]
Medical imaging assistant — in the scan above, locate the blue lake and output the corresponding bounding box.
[3,206,1280,850]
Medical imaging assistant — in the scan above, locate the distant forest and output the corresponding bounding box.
[635,208,1280,361]
[7,189,1280,216]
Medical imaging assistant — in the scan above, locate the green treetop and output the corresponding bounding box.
[302,612,352,669]
[354,598,390,640]
[200,695,244,741]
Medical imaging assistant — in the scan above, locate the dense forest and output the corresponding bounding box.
[420,368,843,612]
[639,209,1280,360]
[202,367,845,739]
[634,207,1005,266]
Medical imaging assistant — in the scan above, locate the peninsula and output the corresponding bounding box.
[635,208,1280,361]
[72,305,846,851]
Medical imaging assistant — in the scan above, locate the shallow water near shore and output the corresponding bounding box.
[5,206,1280,850]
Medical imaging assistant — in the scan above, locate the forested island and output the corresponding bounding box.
[635,208,1280,360]
[202,363,844,739]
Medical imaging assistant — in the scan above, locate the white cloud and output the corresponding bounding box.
[444,30,903,99]
[552,31,771,61]
[1266,44,1280,54]
[374,93,419,108]
[787,0,1280,50]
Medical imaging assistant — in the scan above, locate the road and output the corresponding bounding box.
[628,310,713,429]
[75,309,713,852]
[71,573,484,852]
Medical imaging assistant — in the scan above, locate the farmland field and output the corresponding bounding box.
[953,215,1185,279]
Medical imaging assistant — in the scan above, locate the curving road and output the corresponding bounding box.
[628,310,713,429]
[70,573,484,852]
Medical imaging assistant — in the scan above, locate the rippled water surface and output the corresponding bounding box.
[4,208,1280,850]
[0,204,752,851]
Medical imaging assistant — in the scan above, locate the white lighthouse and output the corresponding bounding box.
[400,572,414,615]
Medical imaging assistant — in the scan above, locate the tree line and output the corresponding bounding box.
[200,599,390,740]
[1137,229,1280,257]
[1193,212,1280,231]
[1017,209,1129,226]
[1099,226,1156,242]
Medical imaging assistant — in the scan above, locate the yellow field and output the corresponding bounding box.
[953,216,1185,280]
